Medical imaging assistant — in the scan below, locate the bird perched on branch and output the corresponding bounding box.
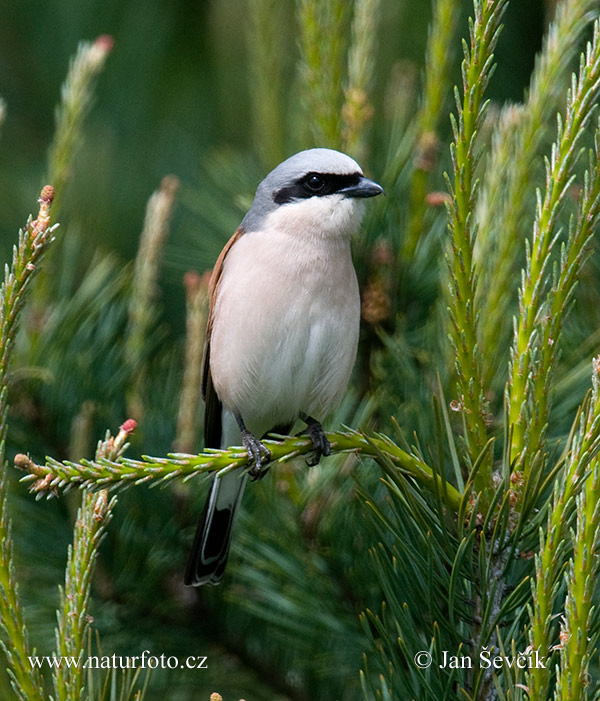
[185,148,384,586]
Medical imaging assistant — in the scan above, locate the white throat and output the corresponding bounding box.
[262,195,366,240]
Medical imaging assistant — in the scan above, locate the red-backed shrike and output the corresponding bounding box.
[185,148,383,586]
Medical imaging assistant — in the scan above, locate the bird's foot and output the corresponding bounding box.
[241,428,271,481]
[297,415,330,466]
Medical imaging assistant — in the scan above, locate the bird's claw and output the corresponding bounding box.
[241,429,271,481]
[297,417,330,466]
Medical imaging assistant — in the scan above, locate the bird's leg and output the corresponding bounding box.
[297,412,331,466]
[234,412,271,481]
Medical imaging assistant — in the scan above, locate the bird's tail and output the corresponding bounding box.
[184,469,247,586]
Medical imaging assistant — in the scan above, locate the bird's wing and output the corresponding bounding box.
[201,227,245,449]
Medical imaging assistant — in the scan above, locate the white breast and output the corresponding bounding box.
[209,223,360,438]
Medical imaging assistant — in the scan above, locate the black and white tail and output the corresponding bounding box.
[184,469,247,586]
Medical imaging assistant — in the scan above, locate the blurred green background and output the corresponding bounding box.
[0,0,544,272]
[0,1,553,699]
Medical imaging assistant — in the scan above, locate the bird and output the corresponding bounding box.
[184,147,384,586]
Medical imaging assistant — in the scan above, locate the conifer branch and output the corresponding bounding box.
[477,0,600,376]
[446,0,507,496]
[125,175,179,420]
[47,36,114,214]
[557,456,600,699]
[509,22,600,474]
[248,0,287,169]
[53,424,127,701]
[34,36,113,310]
[298,0,349,147]
[342,0,380,163]
[403,0,461,257]
[0,473,44,701]
[53,491,115,700]
[526,129,600,474]
[174,272,210,453]
[0,187,57,701]
[16,429,462,512]
[528,358,600,700]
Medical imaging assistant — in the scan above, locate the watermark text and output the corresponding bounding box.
[28,650,208,671]
[413,647,546,670]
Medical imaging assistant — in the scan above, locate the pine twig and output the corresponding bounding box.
[33,36,113,310]
[342,0,380,164]
[16,429,462,512]
[476,0,600,379]
[557,443,600,699]
[125,175,179,421]
[403,0,461,258]
[527,129,600,469]
[0,472,44,701]
[528,359,600,700]
[47,35,114,214]
[53,491,115,700]
[248,0,287,170]
[445,0,508,497]
[174,271,210,453]
[0,187,57,701]
[509,22,600,474]
[52,423,130,701]
[297,0,349,148]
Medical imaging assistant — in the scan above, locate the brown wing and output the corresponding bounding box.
[201,227,245,449]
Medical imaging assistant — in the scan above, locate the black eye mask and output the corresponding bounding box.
[273,172,362,204]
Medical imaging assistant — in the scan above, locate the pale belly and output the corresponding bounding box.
[209,230,360,437]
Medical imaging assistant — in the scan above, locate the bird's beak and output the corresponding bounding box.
[339,176,385,198]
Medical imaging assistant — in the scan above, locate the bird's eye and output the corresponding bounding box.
[305,174,325,192]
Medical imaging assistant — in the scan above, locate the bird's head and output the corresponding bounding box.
[241,148,384,239]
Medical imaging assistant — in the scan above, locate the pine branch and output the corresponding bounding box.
[0,472,43,701]
[477,0,600,377]
[16,428,462,511]
[247,0,287,169]
[342,0,380,163]
[528,359,600,700]
[174,271,210,453]
[47,35,114,215]
[125,175,179,421]
[526,129,600,477]
[34,36,113,310]
[403,0,461,257]
[297,0,350,148]
[52,424,128,701]
[0,187,57,700]
[557,446,600,699]
[509,22,600,475]
[53,490,116,700]
[446,0,508,497]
